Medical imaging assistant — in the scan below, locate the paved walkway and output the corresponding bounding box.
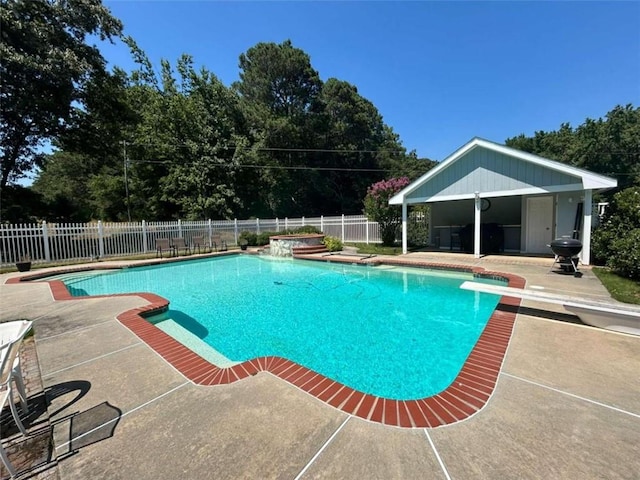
[1,253,639,479]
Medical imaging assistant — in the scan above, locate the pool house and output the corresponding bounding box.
[389,137,618,264]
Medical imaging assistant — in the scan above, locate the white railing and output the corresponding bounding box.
[0,215,384,267]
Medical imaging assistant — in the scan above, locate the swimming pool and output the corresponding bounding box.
[61,256,506,399]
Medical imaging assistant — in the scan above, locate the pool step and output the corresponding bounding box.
[292,245,329,256]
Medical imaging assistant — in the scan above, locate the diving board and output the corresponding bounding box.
[460,281,640,336]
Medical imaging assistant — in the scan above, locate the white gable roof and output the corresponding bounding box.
[389,137,618,205]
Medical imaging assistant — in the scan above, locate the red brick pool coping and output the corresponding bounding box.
[7,255,524,428]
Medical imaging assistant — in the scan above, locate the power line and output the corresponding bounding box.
[122,141,413,155]
[124,157,639,176]
[127,158,392,172]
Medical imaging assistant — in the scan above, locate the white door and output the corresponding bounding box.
[526,196,554,253]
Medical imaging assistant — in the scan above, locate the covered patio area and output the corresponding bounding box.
[390,138,618,264]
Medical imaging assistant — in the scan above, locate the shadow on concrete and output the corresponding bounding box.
[1,380,122,479]
[496,303,586,326]
[59,401,121,455]
[1,380,92,479]
[44,380,122,459]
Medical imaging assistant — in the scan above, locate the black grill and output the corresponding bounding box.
[549,237,583,258]
[549,237,583,277]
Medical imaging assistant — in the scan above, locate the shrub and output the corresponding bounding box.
[591,187,640,280]
[292,225,321,234]
[238,231,257,246]
[363,177,411,246]
[323,236,343,252]
[607,229,640,280]
[256,231,274,246]
[407,206,430,247]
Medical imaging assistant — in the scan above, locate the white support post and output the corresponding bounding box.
[178,219,183,237]
[365,217,369,245]
[42,221,51,261]
[142,220,148,253]
[276,217,280,232]
[474,193,481,258]
[320,215,324,233]
[98,220,105,258]
[401,202,408,254]
[232,219,237,245]
[582,189,593,265]
[285,217,288,230]
[210,219,215,247]
[302,216,305,226]
[341,214,345,242]
[256,218,260,234]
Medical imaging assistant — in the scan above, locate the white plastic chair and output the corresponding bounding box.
[0,321,31,412]
[1,320,33,477]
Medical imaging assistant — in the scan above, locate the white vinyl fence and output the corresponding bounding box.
[0,215,384,267]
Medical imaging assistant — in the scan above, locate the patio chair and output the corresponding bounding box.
[212,234,227,252]
[156,238,176,258]
[0,320,32,416]
[172,237,191,256]
[1,320,33,477]
[191,235,209,254]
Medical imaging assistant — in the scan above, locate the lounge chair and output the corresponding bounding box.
[460,281,640,336]
[156,238,176,258]
[172,237,191,256]
[212,234,227,252]
[1,320,33,477]
[191,235,210,254]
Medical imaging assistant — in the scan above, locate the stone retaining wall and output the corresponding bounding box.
[269,234,325,257]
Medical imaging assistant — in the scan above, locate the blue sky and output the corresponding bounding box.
[100,0,639,161]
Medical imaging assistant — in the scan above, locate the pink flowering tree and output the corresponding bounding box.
[363,177,410,246]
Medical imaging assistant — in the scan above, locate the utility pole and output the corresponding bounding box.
[122,140,132,222]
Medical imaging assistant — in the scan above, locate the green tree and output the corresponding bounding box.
[32,151,95,221]
[125,52,246,220]
[363,177,410,246]
[505,104,639,189]
[233,40,323,217]
[33,67,137,221]
[0,0,122,194]
[235,39,321,117]
[313,79,407,214]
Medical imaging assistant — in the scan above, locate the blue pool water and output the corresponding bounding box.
[61,256,505,399]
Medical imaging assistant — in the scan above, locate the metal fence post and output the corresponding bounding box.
[42,221,51,262]
[178,219,182,237]
[98,221,105,258]
[341,214,345,242]
[320,215,324,233]
[256,218,260,234]
[302,216,305,226]
[285,217,288,230]
[142,220,148,253]
[276,217,280,232]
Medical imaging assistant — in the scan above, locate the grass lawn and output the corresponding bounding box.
[592,267,640,305]
[345,243,403,255]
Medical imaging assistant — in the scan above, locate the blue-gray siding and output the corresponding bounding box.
[407,146,580,201]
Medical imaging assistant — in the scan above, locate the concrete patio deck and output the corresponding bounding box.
[1,252,639,479]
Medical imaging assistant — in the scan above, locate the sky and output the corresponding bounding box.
[98,0,640,162]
